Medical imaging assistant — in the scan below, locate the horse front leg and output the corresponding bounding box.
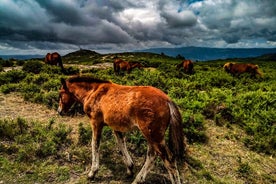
[88,122,103,180]
[113,131,134,177]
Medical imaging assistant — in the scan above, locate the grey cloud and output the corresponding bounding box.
[0,0,275,55]
[161,10,197,28]
[36,1,90,26]
[193,0,276,44]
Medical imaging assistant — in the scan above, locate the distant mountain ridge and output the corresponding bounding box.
[138,47,276,61]
[1,47,276,61]
[0,54,44,60]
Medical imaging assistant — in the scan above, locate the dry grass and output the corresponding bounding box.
[186,120,276,183]
[0,92,89,139]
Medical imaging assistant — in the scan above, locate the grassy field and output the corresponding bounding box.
[0,52,275,183]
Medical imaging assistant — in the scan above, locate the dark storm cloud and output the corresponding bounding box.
[0,0,275,55]
[160,10,197,28]
[36,1,90,26]
[191,0,276,45]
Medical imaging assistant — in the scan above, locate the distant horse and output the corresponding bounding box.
[114,58,143,74]
[45,52,65,72]
[223,62,262,77]
[177,60,194,74]
[58,75,186,184]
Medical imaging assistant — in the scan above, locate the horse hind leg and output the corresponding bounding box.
[154,142,182,184]
[132,145,156,184]
[113,131,134,177]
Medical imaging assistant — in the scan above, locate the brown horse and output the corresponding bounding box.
[45,52,65,71]
[114,58,143,74]
[177,60,194,74]
[58,76,186,184]
[223,62,263,77]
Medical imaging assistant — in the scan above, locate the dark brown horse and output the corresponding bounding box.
[177,60,194,74]
[114,58,143,74]
[58,76,186,184]
[45,52,65,71]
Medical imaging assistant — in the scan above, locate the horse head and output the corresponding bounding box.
[57,78,76,115]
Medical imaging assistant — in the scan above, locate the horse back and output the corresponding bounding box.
[85,83,171,134]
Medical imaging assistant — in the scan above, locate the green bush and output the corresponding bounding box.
[0,83,20,94]
[78,123,91,145]
[0,70,27,86]
[182,113,208,143]
[64,66,80,75]
[43,91,59,108]
[41,64,64,75]
[16,60,25,66]
[0,118,72,160]
[0,59,14,67]
[22,60,43,74]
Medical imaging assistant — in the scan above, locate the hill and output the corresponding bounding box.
[138,46,276,61]
[61,49,178,66]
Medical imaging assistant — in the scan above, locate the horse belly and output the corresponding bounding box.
[104,114,135,132]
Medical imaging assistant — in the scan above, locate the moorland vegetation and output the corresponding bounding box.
[0,51,275,183]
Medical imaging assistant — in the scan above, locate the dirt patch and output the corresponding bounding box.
[0,93,89,136]
[2,66,23,72]
[65,62,113,73]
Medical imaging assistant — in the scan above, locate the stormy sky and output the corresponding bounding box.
[0,0,276,55]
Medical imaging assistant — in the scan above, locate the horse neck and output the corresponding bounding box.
[69,83,94,103]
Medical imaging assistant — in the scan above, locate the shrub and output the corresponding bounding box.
[0,59,14,67]
[41,64,63,75]
[182,113,208,143]
[16,60,25,66]
[52,124,72,146]
[78,123,91,145]
[0,83,20,94]
[64,66,80,75]
[21,83,41,101]
[22,60,43,74]
[0,118,28,140]
[42,79,61,91]
[43,91,59,108]
[0,70,27,85]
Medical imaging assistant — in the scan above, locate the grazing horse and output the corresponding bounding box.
[45,52,65,72]
[177,60,194,74]
[58,76,186,184]
[114,58,143,74]
[223,62,262,77]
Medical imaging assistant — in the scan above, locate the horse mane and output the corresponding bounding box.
[68,76,111,84]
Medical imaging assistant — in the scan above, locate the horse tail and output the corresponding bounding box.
[168,101,186,161]
[56,54,65,73]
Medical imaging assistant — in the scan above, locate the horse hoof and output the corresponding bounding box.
[127,168,134,178]
[126,172,134,179]
[87,171,96,180]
